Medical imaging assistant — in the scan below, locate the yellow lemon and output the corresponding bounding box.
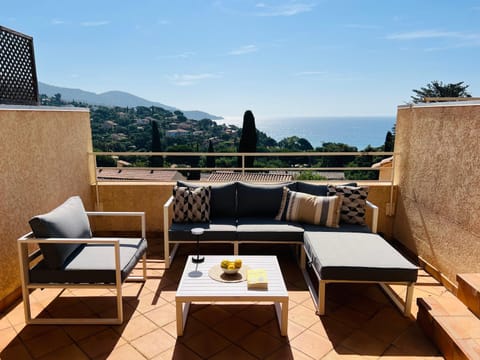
[221,260,230,269]
[227,263,236,270]
[234,259,242,269]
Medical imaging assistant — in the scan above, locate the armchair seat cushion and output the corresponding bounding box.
[304,232,417,282]
[169,219,237,241]
[29,237,147,284]
[237,217,304,242]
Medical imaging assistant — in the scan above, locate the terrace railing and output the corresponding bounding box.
[90,150,396,215]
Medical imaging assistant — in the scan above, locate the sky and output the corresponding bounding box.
[3,0,480,118]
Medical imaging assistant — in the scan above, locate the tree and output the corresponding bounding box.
[411,81,471,103]
[206,140,216,168]
[237,110,257,168]
[383,131,394,152]
[149,120,163,167]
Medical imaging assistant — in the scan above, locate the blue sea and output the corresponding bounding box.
[217,116,396,150]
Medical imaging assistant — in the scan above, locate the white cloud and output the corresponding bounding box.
[158,19,170,25]
[80,20,110,27]
[254,2,315,17]
[169,73,220,86]
[229,44,258,55]
[386,30,465,40]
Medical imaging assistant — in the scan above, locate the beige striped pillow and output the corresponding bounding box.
[275,187,342,228]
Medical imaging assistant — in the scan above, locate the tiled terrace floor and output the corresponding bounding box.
[0,241,445,359]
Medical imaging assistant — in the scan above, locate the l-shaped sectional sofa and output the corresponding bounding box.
[163,181,418,316]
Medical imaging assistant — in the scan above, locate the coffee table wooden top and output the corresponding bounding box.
[176,255,288,301]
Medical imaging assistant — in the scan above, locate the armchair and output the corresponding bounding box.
[17,196,147,325]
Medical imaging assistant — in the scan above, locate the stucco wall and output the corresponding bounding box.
[394,103,480,283]
[0,106,93,310]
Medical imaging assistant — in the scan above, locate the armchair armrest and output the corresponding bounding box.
[85,211,146,239]
[366,200,379,233]
[163,196,174,268]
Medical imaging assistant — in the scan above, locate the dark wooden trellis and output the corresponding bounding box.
[0,26,39,105]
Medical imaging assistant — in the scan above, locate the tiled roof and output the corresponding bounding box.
[96,168,185,181]
[207,171,293,182]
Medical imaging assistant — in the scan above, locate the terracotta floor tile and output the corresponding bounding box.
[0,342,33,360]
[392,324,441,356]
[191,304,233,326]
[24,327,74,358]
[361,307,413,344]
[113,313,158,341]
[286,319,308,340]
[130,327,176,358]
[290,328,333,359]
[309,317,355,345]
[345,294,386,318]
[98,343,146,360]
[339,330,390,356]
[327,306,370,330]
[289,303,319,328]
[154,343,203,360]
[37,344,89,360]
[183,328,230,358]
[77,328,125,358]
[239,329,284,358]
[61,324,110,342]
[236,304,277,327]
[289,290,313,306]
[145,302,177,327]
[210,344,258,360]
[380,344,444,359]
[175,316,211,340]
[213,315,257,342]
[0,326,20,349]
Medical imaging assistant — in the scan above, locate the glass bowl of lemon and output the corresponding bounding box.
[220,259,242,275]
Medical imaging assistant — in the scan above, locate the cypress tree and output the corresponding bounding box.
[238,110,257,168]
[149,120,163,167]
[206,139,216,168]
[384,131,394,152]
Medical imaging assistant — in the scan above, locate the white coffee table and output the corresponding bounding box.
[175,255,289,336]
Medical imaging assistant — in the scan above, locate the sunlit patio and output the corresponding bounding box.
[1,241,446,360]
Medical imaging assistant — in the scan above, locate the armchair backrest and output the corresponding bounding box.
[29,196,92,269]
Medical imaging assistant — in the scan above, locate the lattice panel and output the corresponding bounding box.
[0,26,39,105]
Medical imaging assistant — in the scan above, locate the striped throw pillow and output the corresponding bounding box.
[173,186,211,223]
[275,187,342,228]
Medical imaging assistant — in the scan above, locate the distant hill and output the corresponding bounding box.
[38,82,222,120]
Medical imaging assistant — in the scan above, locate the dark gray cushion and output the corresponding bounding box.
[29,196,92,269]
[237,217,304,242]
[29,238,147,284]
[177,181,237,218]
[237,182,293,218]
[304,232,418,282]
[295,182,357,196]
[169,218,237,241]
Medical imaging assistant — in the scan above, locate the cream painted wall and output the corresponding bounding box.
[394,103,480,283]
[0,106,93,310]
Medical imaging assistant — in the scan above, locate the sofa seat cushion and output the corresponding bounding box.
[304,232,418,282]
[169,219,237,241]
[29,238,147,284]
[29,196,92,269]
[237,217,304,242]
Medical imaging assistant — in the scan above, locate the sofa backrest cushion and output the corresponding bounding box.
[237,182,293,218]
[177,181,237,218]
[276,188,342,227]
[296,182,357,196]
[29,196,91,269]
[173,186,211,223]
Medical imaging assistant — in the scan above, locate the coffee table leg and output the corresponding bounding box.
[176,301,191,336]
[274,299,289,336]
